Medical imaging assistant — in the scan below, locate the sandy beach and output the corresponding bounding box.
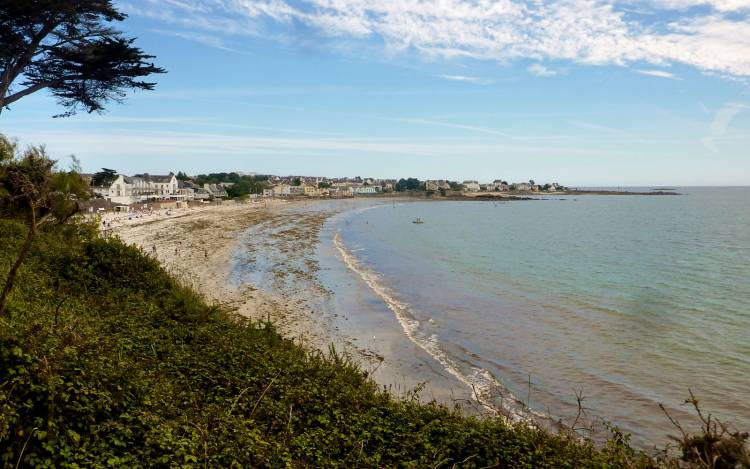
[108,198,485,411]
[109,200,339,351]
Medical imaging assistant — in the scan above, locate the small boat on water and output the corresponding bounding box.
[412,218,425,224]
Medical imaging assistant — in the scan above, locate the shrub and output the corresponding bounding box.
[0,220,745,468]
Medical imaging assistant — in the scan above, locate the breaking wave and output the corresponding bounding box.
[332,230,533,422]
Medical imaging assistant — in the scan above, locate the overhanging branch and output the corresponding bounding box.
[2,81,59,107]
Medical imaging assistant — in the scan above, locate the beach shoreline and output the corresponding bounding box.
[110,200,330,349]
[109,198,490,413]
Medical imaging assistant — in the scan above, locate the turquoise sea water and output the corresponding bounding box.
[323,189,750,445]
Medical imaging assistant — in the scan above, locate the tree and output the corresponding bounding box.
[0,0,165,116]
[292,178,301,186]
[91,167,117,186]
[395,178,422,192]
[175,171,189,181]
[0,133,14,162]
[0,137,90,315]
[318,181,331,189]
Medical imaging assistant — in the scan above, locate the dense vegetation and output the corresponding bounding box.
[0,141,747,467]
[0,219,646,467]
[2,220,748,467]
[395,178,424,192]
[192,172,270,198]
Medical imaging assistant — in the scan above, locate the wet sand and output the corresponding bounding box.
[110,200,332,348]
[110,199,487,414]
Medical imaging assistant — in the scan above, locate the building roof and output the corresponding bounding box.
[131,173,175,183]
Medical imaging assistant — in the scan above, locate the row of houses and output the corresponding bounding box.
[90,172,232,205]
[263,182,380,198]
[89,171,564,205]
[454,180,561,193]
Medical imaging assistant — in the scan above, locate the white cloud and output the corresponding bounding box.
[394,118,512,137]
[635,69,681,79]
[127,0,750,77]
[701,102,750,152]
[148,29,252,54]
[9,128,595,161]
[568,120,623,134]
[437,74,490,84]
[639,0,750,12]
[527,64,559,77]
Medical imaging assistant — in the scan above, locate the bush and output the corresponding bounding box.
[0,219,745,467]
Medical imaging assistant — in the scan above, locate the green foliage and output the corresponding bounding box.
[0,134,15,163]
[0,140,90,223]
[395,178,423,192]
[0,0,165,116]
[0,219,742,467]
[194,172,269,198]
[90,168,118,187]
[0,136,92,315]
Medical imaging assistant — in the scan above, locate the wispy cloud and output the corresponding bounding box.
[639,0,750,13]
[701,102,750,152]
[9,128,600,162]
[394,118,577,141]
[527,64,560,77]
[566,120,640,140]
[394,118,512,138]
[437,75,492,84]
[635,69,681,80]
[127,0,750,78]
[148,29,252,55]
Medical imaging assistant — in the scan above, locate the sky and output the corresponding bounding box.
[2,0,750,186]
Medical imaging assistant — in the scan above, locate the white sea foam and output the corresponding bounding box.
[333,230,533,422]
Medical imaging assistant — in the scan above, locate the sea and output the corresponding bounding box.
[241,188,750,447]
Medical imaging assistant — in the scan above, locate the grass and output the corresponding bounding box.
[0,217,746,468]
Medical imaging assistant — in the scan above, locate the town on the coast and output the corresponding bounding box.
[85,168,568,210]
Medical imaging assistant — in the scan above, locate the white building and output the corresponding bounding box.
[203,183,228,198]
[492,180,509,192]
[425,180,440,191]
[178,180,210,201]
[462,180,481,192]
[514,182,532,191]
[354,186,377,195]
[92,173,179,205]
[272,184,292,197]
[330,186,353,197]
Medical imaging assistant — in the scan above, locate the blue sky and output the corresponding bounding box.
[2,0,750,185]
